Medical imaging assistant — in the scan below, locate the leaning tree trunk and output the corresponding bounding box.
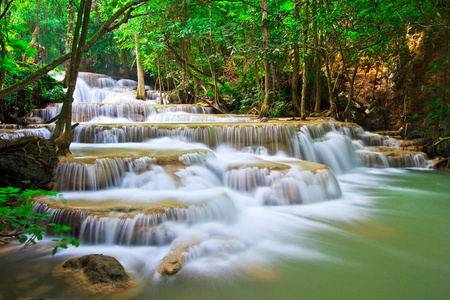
[259,0,273,118]
[135,34,146,100]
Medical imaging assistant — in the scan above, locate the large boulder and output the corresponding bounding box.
[0,136,60,189]
[54,254,138,297]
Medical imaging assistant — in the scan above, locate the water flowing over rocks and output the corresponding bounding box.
[0,72,436,297]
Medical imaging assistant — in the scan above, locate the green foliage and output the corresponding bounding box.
[425,98,450,120]
[407,113,420,119]
[0,186,79,255]
[233,88,261,113]
[0,62,64,123]
[269,100,291,118]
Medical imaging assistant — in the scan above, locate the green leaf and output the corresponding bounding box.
[19,235,28,244]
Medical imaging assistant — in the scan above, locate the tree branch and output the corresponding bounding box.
[165,38,225,85]
[0,0,14,22]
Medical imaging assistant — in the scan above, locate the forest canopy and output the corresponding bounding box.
[0,0,448,122]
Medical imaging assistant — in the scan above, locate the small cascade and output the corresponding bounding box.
[178,151,216,166]
[78,72,116,88]
[33,103,159,123]
[156,105,214,114]
[116,79,138,87]
[0,127,52,140]
[297,125,360,173]
[78,196,237,246]
[225,167,281,193]
[219,158,341,204]
[31,103,62,123]
[258,169,340,205]
[145,113,255,123]
[33,202,89,235]
[72,123,301,155]
[55,156,160,191]
[146,90,169,104]
[357,148,429,168]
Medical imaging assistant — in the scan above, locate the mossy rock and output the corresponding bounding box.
[55,254,139,297]
[62,254,129,285]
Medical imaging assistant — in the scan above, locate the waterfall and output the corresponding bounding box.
[0,72,434,286]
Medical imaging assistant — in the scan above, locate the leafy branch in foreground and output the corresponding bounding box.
[0,185,79,255]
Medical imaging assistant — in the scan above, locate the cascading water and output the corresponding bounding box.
[1,73,445,300]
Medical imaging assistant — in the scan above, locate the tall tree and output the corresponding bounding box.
[300,0,310,117]
[291,0,301,114]
[63,0,74,88]
[135,34,146,100]
[259,0,273,117]
[52,0,92,152]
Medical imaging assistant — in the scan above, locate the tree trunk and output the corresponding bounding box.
[324,54,338,117]
[63,0,74,88]
[25,0,40,63]
[0,24,7,90]
[439,5,449,127]
[291,0,300,114]
[52,0,93,154]
[157,55,164,103]
[292,43,300,114]
[259,0,272,118]
[300,0,310,117]
[313,0,322,113]
[135,34,146,100]
[344,58,359,114]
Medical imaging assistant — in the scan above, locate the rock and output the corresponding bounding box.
[157,237,200,276]
[0,136,60,189]
[54,254,138,297]
[62,254,128,285]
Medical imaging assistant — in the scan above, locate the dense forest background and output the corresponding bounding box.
[0,0,449,156]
